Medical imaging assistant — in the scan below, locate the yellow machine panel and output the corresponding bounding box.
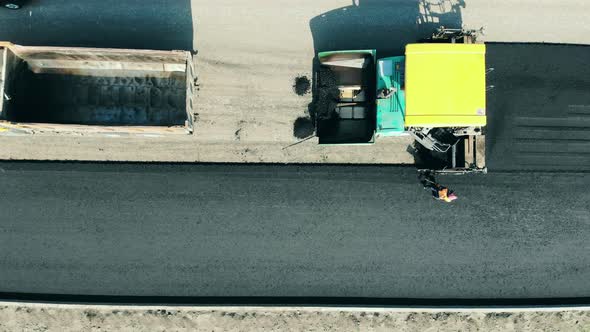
[404,43,486,127]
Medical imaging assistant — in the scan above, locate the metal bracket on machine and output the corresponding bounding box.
[416,133,487,175]
[410,130,452,153]
[432,26,485,43]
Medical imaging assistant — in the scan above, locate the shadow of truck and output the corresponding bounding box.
[0,0,194,51]
[310,0,465,57]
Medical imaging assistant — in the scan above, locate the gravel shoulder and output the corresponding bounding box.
[1,303,590,332]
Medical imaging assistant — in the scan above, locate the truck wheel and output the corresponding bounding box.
[4,3,21,9]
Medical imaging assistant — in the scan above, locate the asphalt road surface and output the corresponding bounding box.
[486,43,590,171]
[1,162,589,299]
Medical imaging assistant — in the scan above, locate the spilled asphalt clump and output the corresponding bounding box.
[293,76,311,96]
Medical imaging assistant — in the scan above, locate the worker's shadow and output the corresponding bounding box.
[294,0,466,138]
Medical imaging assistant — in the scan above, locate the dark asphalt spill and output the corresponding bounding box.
[293,76,311,96]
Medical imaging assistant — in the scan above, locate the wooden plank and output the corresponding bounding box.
[0,47,5,118]
[0,121,189,136]
[27,59,186,76]
[464,135,475,167]
[476,134,486,168]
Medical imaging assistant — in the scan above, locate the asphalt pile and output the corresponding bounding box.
[9,72,187,126]
[314,67,340,121]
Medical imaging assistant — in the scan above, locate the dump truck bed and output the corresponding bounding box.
[316,50,377,144]
[0,42,195,135]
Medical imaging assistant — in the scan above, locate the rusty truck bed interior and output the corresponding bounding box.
[0,44,193,129]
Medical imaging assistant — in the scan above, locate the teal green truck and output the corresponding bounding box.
[313,32,487,173]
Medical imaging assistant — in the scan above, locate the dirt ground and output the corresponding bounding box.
[1,303,589,332]
[1,0,589,164]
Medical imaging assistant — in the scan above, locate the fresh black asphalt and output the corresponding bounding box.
[486,43,590,171]
[1,163,589,299]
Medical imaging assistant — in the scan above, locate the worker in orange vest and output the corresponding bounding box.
[419,171,458,202]
[434,186,458,202]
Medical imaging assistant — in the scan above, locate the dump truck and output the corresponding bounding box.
[314,28,487,173]
[0,42,195,135]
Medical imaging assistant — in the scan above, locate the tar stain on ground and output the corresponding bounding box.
[292,69,339,139]
[293,76,311,96]
[293,117,314,139]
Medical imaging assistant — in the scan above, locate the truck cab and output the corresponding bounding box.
[377,43,487,152]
